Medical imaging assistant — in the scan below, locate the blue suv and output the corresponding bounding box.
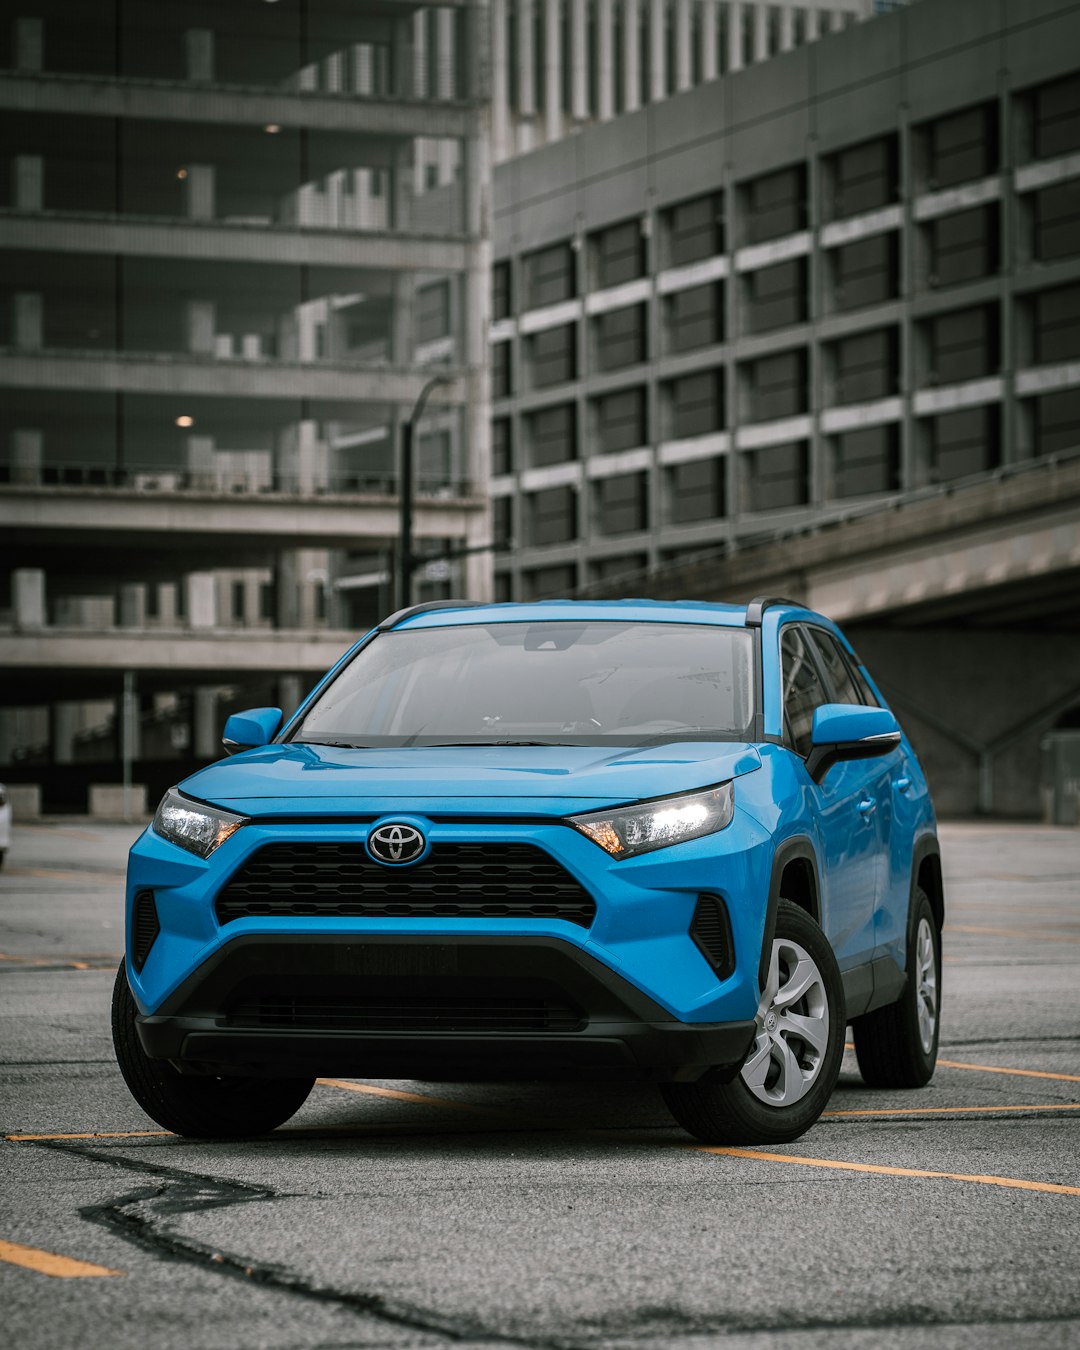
[112,598,943,1144]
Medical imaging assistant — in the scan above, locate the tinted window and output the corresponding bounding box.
[781,626,828,757]
[294,622,757,745]
[807,628,864,705]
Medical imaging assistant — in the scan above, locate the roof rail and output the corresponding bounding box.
[744,595,804,627]
[376,598,483,631]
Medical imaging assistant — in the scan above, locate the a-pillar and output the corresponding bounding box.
[181,164,215,220]
[184,573,217,629]
[727,1,744,73]
[13,17,43,70]
[52,703,79,765]
[12,292,42,350]
[11,427,42,485]
[185,28,213,81]
[13,568,46,629]
[192,687,219,760]
[12,154,43,211]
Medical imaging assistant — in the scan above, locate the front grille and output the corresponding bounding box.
[225,992,584,1033]
[131,891,160,971]
[214,841,596,927]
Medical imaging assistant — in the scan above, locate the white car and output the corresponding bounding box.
[0,783,10,868]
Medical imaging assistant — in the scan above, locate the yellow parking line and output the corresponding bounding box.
[823,1103,1080,1118]
[3,868,127,882]
[945,923,1080,944]
[937,1058,1080,1084]
[0,1238,123,1278]
[700,1147,1080,1197]
[5,1131,170,1142]
[0,952,118,969]
[317,1078,510,1115]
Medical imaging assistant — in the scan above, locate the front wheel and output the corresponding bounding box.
[662,900,845,1145]
[852,886,940,1088]
[111,962,315,1139]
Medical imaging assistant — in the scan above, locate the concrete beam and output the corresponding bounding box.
[0,628,358,678]
[0,483,483,551]
[0,214,469,272]
[0,72,473,139]
[0,351,466,405]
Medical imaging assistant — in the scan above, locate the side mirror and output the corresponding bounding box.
[806,704,901,783]
[222,707,282,756]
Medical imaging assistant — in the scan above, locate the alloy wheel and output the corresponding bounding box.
[741,935,830,1107]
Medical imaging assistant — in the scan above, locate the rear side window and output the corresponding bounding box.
[781,627,828,757]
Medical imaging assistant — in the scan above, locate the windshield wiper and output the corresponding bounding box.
[293,738,373,749]
[418,740,576,748]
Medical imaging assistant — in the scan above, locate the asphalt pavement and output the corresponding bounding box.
[1,818,1078,1350]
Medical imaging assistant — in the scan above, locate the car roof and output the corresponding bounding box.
[382,598,824,632]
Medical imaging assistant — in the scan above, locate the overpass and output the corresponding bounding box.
[584,451,1080,819]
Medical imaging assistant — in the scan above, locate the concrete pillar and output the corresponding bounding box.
[779,5,796,51]
[119,584,146,629]
[185,434,215,490]
[805,6,820,41]
[649,0,666,102]
[11,427,43,485]
[597,0,615,119]
[701,0,718,80]
[753,1,769,61]
[12,155,43,211]
[14,569,46,630]
[492,0,510,159]
[53,703,78,766]
[830,9,846,34]
[571,0,589,120]
[275,552,302,628]
[435,7,455,99]
[13,16,43,71]
[675,0,692,91]
[413,8,429,99]
[12,292,42,350]
[185,299,216,355]
[193,687,218,760]
[624,0,641,112]
[185,572,217,629]
[518,0,536,117]
[185,28,214,81]
[181,164,215,220]
[278,675,304,719]
[392,14,414,98]
[277,419,326,495]
[544,0,561,142]
[727,1,744,72]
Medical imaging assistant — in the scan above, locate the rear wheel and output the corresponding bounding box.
[852,886,940,1088]
[662,900,845,1145]
[111,962,315,1138]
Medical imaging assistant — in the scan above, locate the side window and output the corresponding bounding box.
[781,627,828,758]
[808,628,864,705]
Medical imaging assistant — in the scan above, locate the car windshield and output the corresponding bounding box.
[292,621,756,747]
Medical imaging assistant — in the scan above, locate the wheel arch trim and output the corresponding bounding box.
[758,834,821,995]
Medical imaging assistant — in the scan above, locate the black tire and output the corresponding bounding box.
[661,900,846,1145]
[111,962,315,1138]
[852,886,940,1089]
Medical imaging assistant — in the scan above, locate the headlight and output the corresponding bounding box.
[153,787,247,858]
[567,782,734,859]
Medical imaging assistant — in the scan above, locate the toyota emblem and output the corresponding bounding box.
[368,822,425,865]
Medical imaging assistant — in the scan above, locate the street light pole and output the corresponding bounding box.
[399,372,451,609]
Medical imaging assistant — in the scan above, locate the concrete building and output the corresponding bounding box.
[488,0,1080,604]
[0,0,492,809]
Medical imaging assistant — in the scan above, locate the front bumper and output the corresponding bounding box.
[136,934,757,1082]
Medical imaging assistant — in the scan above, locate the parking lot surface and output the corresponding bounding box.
[1,819,1078,1349]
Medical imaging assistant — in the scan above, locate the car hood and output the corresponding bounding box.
[181,740,762,816]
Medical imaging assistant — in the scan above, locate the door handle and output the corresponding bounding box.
[894,776,911,793]
[857,797,877,819]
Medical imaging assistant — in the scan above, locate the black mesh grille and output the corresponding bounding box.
[690,893,735,979]
[225,992,584,1033]
[131,890,160,971]
[214,842,596,927]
